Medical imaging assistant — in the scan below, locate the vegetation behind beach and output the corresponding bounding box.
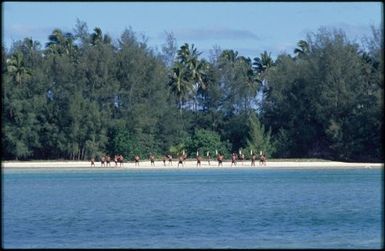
[2,21,382,162]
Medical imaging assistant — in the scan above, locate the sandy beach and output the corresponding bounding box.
[1,160,382,170]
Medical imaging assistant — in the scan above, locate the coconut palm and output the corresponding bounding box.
[91,27,103,45]
[220,49,238,64]
[168,62,191,113]
[173,43,209,112]
[22,37,41,52]
[253,51,273,73]
[46,29,77,55]
[294,40,310,57]
[90,27,111,46]
[253,51,274,84]
[46,29,65,54]
[7,52,31,85]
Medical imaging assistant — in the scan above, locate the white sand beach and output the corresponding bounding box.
[1,160,383,170]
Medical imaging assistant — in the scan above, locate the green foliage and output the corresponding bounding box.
[262,27,383,161]
[2,23,382,162]
[110,129,132,158]
[246,114,275,158]
[186,129,230,157]
[169,143,186,157]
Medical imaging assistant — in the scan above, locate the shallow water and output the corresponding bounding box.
[2,168,383,248]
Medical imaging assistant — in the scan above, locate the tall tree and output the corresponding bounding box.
[160,31,177,67]
[294,40,310,58]
[168,61,190,113]
[6,52,31,85]
[246,113,275,157]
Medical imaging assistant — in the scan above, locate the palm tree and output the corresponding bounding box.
[91,27,103,45]
[294,40,310,58]
[46,29,65,54]
[252,51,274,110]
[168,62,191,113]
[174,43,208,112]
[253,51,274,84]
[22,37,41,52]
[46,29,76,55]
[63,32,76,55]
[7,52,31,85]
[220,49,238,64]
[19,38,42,67]
[253,51,273,73]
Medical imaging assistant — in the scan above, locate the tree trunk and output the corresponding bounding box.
[179,96,183,115]
[81,147,86,160]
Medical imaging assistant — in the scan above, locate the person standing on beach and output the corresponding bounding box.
[114,155,118,167]
[259,152,266,166]
[167,154,173,166]
[178,155,184,167]
[119,155,124,167]
[196,155,202,167]
[91,158,95,167]
[231,153,237,167]
[217,153,224,167]
[251,153,256,166]
[207,151,211,166]
[101,156,106,167]
[262,153,267,166]
[162,155,167,166]
[149,154,155,166]
[106,155,111,167]
[134,155,140,166]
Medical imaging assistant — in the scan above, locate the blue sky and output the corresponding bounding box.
[2,1,383,59]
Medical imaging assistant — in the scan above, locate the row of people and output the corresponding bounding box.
[91,152,267,167]
[231,152,267,166]
[91,155,124,167]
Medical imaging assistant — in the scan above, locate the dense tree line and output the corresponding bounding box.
[2,21,383,162]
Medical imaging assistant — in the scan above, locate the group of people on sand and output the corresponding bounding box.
[90,154,124,167]
[230,151,267,167]
[91,151,267,167]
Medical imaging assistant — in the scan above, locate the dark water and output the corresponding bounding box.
[2,168,383,248]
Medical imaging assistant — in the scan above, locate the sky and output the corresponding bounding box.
[2,1,383,59]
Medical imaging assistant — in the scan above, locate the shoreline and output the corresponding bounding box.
[1,160,383,170]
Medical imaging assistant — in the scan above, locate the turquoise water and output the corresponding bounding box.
[2,168,383,248]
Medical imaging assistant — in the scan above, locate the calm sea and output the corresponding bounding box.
[2,168,383,248]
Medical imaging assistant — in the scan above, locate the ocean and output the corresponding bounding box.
[2,168,383,248]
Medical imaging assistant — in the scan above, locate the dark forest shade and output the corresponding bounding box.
[2,22,383,162]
